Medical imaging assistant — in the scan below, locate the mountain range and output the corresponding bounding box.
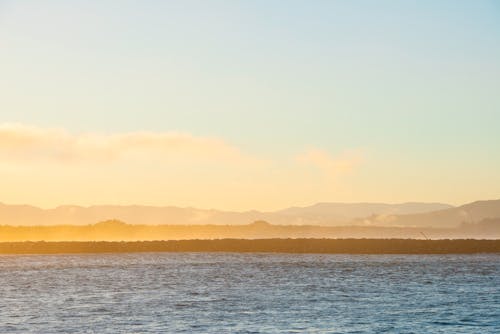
[1,199,499,228]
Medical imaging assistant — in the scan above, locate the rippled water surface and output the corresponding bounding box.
[0,252,499,333]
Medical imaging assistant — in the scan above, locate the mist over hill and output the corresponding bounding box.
[277,202,453,224]
[1,200,499,240]
[0,201,453,226]
[367,200,500,228]
[1,200,499,229]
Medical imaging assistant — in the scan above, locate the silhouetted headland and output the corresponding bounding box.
[0,239,499,255]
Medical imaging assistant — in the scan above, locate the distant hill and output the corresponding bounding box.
[367,200,500,228]
[0,201,453,226]
[4,200,500,228]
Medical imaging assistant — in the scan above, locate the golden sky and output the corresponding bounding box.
[1,1,499,209]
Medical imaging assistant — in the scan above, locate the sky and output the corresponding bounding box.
[0,0,499,210]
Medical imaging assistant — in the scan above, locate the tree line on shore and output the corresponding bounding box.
[0,219,498,242]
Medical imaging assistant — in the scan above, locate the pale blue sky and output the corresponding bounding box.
[0,0,499,208]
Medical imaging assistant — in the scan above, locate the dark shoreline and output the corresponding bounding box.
[0,239,499,255]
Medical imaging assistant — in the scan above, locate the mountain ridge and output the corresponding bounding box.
[0,201,457,226]
[2,200,499,228]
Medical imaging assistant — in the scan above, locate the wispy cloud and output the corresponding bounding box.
[0,124,367,210]
[296,148,363,178]
[0,123,250,163]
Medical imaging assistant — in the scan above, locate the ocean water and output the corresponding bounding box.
[0,253,498,333]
